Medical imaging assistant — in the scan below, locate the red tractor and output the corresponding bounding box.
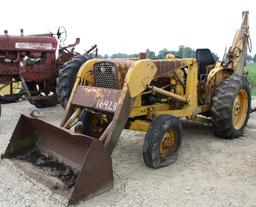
[0,27,97,108]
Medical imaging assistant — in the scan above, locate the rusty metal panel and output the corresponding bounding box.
[104,85,135,154]
[1,114,113,205]
[93,59,134,90]
[72,86,123,113]
[0,35,57,51]
[0,34,58,81]
[94,62,118,89]
[153,59,192,77]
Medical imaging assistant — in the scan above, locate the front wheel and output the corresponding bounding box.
[143,115,182,169]
[211,74,251,138]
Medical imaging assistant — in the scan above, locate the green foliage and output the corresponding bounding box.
[97,54,109,59]
[253,54,256,63]
[247,55,253,62]
[103,54,109,59]
[175,45,195,58]
[175,45,184,57]
[157,48,170,59]
[246,64,256,95]
[212,53,219,61]
[105,53,138,59]
[146,49,156,59]
[129,54,139,58]
[110,53,129,58]
[98,45,220,60]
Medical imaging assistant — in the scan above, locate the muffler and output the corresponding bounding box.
[1,114,113,205]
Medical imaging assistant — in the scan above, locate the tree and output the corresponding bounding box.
[97,46,220,61]
[175,45,185,58]
[212,53,219,61]
[129,54,138,58]
[183,47,193,58]
[157,48,171,59]
[254,54,256,63]
[146,49,156,59]
[97,54,103,58]
[246,54,253,62]
[103,54,109,59]
[110,53,129,58]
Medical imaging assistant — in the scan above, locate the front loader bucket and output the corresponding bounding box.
[1,114,113,205]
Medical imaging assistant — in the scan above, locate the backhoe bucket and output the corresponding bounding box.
[1,114,113,205]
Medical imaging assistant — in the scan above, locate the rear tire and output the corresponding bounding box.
[211,74,251,139]
[56,55,91,108]
[143,115,182,169]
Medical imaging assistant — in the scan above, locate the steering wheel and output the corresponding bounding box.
[57,26,67,42]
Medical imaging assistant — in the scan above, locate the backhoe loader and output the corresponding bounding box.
[1,11,252,205]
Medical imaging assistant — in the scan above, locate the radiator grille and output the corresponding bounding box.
[94,62,118,89]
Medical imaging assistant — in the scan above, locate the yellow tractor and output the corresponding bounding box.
[1,11,252,205]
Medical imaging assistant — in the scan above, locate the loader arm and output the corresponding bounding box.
[222,11,251,74]
[64,59,157,154]
[104,60,157,153]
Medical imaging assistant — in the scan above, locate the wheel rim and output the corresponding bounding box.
[160,129,177,158]
[232,89,248,130]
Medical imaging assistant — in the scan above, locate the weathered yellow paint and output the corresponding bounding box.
[166,54,175,59]
[79,59,99,84]
[129,103,170,118]
[149,61,198,118]
[150,85,187,102]
[63,108,81,129]
[195,104,211,114]
[0,82,21,96]
[223,11,249,74]
[206,67,233,87]
[185,61,198,108]
[174,70,185,96]
[232,89,248,129]
[60,59,99,127]
[150,105,192,118]
[133,95,142,107]
[128,119,151,132]
[125,59,157,97]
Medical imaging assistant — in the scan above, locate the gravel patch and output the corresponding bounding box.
[0,99,256,207]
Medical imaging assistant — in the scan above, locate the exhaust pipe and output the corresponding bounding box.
[1,114,113,205]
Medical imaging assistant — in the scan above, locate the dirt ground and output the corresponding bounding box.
[0,99,256,207]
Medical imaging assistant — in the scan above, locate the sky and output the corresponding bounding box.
[0,0,255,57]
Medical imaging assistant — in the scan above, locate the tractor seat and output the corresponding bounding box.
[196,49,216,81]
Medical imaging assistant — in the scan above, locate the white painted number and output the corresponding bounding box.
[96,99,118,112]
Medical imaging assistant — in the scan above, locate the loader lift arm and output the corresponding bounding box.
[62,59,157,154]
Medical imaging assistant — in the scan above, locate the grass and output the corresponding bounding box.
[246,63,256,95]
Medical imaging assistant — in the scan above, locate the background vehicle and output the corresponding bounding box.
[0,27,97,108]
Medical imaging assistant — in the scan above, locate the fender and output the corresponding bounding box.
[206,67,234,87]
